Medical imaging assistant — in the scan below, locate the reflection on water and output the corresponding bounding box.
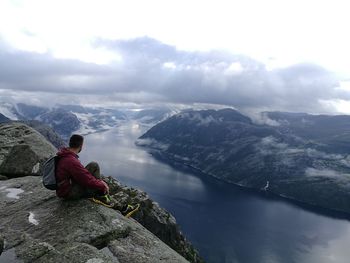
[80,121,350,263]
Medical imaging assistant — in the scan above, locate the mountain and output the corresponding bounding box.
[0,113,10,123]
[22,120,67,149]
[0,102,22,120]
[131,108,180,124]
[63,105,127,135]
[37,108,81,139]
[16,103,48,119]
[0,122,203,263]
[265,111,350,153]
[137,108,350,214]
[0,103,127,139]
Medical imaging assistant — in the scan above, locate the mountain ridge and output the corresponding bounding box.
[138,108,350,215]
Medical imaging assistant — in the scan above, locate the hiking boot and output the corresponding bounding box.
[121,204,140,218]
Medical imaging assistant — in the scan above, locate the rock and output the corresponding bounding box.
[0,175,7,181]
[0,234,3,255]
[0,122,57,177]
[103,176,204,263]
[0,176,190,263]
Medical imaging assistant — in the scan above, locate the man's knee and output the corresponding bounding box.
[85,162,100,170]
[85,161,100,178]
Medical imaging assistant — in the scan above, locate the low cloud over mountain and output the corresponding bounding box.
[0,37,346,113]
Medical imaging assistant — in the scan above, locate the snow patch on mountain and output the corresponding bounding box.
[0,103,19,120]
[178,112,219,126]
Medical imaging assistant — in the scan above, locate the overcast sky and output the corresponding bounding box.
[1,0,350,113]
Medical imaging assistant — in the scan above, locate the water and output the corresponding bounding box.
[80,121,350,263]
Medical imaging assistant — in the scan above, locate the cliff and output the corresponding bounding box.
[0,123,203,263]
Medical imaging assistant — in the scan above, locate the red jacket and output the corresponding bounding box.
[55,148,107,198]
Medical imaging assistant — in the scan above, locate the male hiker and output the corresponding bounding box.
[56,134,138,216]
[56,134,108,199]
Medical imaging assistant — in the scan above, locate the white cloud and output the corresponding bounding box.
[0,36,348,113]
[163,62,176,69]
[180,112,218,126]
[0,0,350,75]
[225,62,244,75]
[250,112,281,126]
[135,138,169,151]
[305,168,349,179]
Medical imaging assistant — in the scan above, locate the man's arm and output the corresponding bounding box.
[69,159,108,194]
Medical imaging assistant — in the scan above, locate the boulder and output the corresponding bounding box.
[0,122,57,177]
[0,176,189,263]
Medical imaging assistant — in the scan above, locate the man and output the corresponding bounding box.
[56,134,109,200]
[56,134,138,216]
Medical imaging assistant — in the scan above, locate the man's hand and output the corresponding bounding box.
[101,180,109,194]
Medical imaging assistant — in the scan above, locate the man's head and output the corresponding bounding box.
[69,134,84,153]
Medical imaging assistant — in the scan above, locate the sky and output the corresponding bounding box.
[1,0,350,113]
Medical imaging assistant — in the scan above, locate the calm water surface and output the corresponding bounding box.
[80,121,350,263]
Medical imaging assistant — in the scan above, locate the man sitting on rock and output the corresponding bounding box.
[55,134,138,216]
[55,134,109,200]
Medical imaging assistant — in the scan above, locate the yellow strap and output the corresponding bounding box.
[89,198,140,218]
[125,203,140,218]
[88,197,114,208]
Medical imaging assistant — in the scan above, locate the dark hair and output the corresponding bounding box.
[69,134,84,148]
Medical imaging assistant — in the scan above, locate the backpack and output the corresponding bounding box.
[42,155,59,190]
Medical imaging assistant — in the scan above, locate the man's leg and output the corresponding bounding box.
[84,162,137,214]
[84,161,106,198]
[85,162,101,179]
[65,162,104,200]
[66,183,86,200]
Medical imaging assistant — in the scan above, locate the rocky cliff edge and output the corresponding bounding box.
[0,123,203,263]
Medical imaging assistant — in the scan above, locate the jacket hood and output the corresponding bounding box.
[57,147,79,158]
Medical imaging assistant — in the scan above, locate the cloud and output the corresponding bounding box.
[305,168,350,183]
[135,138,169,151]
[257,136,350,172]
[0,36,347,113]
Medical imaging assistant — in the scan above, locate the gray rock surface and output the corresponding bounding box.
[0,234,3,255]
[0,122,203,263]
[0,175,7,181]
[0,176,189,263]
[0,123,57,177]
[104,176,203,263]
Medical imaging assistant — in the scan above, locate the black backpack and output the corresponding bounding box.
[42,156,59,190]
